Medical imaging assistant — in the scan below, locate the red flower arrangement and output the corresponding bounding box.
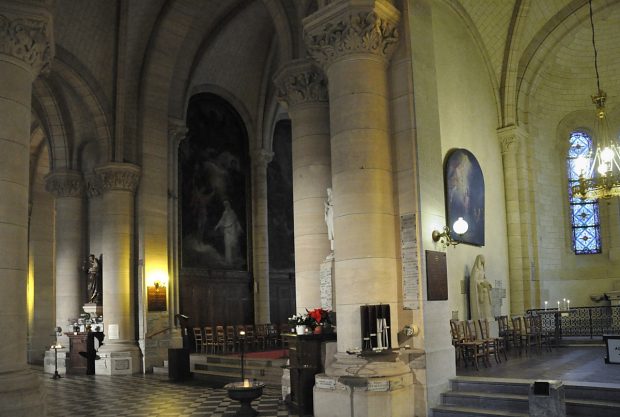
[307,308,331,327]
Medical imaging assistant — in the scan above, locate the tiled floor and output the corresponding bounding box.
[457,343,620,385]
[38,345,618,416]
[40,371,297,417]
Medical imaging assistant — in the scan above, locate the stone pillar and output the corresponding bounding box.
[251,149,273,324]
[95,163,142,375]
[167,121,187,345]
[498,125,533,314]
[305,2,413,416]
[274,59,331,312]
[0,2,53,415]
[45,169,84,346]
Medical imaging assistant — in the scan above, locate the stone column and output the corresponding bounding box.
[94,163,142,375]
[45,169,84,346]
[274,59,331,312]
[251,149,273,324]
[498,125,530,314]
[0,2,52,415]
[167,121,187,345]
[305,2,413,416]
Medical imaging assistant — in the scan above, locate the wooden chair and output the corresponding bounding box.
[479,318,507,363]
[266,323,279,348]
[511,316,530,356]
[449,319,464,367]
[457,320,489,370]
[244,324,256,351]
[279,323,290,348]
[236,325,247,350]
[225,325,238,353]
[255,324,267,351]
[204,326,215,354]
[215,325,226,353]
[496,315,513,350]
[192,327,204,353]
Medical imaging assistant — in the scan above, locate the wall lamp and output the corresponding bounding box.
[432,217,469,247]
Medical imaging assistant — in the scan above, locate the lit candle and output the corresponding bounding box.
[567,299,570,310]
[557,301,560,310]
[563,298,566,310]
[544,301,548,311]
[243,379,250,387]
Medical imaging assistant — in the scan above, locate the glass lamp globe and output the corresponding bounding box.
[452,217,469,235]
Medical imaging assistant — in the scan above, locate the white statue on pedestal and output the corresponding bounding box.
[470,254,493,321]
[324,187,334,251]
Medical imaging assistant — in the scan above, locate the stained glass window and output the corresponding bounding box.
[566,131,601,254]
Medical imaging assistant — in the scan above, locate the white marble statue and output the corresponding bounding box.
[470,254,493,321]
[324,187,334,251]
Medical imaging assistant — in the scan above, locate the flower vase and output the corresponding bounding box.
[313,325,322,335]
[295,325,307,335]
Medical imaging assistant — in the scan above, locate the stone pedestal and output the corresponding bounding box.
[95,349,141,375]
[529,380,566,417]
[44,348,68,376]
[83,303,103,317]
[313,354,414,417]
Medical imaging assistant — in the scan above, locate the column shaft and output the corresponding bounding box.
[274,59,332,312]
[0,2,53,414]
[252,150,273,323]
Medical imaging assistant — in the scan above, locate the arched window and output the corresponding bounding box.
[567,131,601,254]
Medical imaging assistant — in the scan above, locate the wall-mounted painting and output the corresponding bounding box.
[444,148,485,246]
[180,93,249,270]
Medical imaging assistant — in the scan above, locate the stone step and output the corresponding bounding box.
[432,405,527,417]
[194,361,283,377]
[566,399,620,417]
[565,382,620,403]
[441,391,528,413]
[152,366,168,375]
[193,368,282,387]
[450,377,530,396]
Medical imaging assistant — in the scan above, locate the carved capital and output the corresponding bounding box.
[95,163,141,194]
[273,59,328,108]
[168,119,188,146]
[0,6,53,75]
[304,1,400,68]
[84,173,102,198]
[497,125,527,155]
[252,149,274,167]
[44,169,83,198]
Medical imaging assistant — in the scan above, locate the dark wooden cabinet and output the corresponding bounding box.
[64,332,87,374]
[284,333,336,416]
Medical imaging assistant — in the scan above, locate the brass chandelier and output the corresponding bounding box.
[572,0,620,200]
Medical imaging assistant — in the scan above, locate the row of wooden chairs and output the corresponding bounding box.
[450,319,508,370]
[497,315,554,355]
[192,323,287,354]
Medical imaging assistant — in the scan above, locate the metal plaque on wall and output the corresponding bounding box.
[148,287,167,311]
[426,250,447,301]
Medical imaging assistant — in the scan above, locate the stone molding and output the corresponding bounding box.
[304,1,400,68]
[95,163,141,193]
[497,125,527,155]
[44,169,83,198]
[0,8,53,74]
[273,59,328,108]
[251,149,274,167]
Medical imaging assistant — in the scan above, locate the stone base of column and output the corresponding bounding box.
[0,369,45,417]
[95,343,142,375]
[44,348,68,375]
[313,353,415,417]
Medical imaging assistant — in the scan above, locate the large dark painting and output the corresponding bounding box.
[180,94,250,270]
[444,148,485,246]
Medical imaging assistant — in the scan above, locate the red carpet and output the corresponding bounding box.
[230,349,288,360]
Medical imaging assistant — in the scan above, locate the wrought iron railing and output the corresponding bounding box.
[525,306,620,339]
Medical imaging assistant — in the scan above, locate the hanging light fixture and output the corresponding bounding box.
[572,0,620,200]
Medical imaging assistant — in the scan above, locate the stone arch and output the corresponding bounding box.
[31,46,112,172]
[438,0,502,126]
[515,0,616,125]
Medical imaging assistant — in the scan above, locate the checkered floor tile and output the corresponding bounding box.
[38,371,298,417]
